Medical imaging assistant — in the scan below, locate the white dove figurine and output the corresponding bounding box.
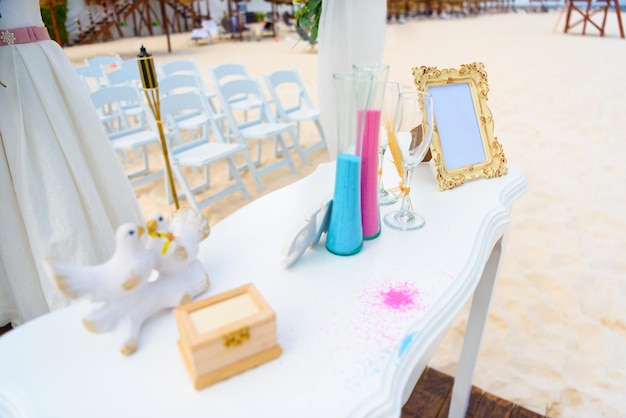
[146,208,210,275]
[45,223,155,303]
[81,258,210,355]
[146,212,174,268]
[112,259,210,355]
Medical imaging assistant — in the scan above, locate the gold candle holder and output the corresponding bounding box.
[137,45,179,209]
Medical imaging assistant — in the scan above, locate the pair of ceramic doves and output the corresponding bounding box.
[146,208,210,276]
[44,208,211,355]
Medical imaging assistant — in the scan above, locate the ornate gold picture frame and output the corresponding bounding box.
[412,62,507,191]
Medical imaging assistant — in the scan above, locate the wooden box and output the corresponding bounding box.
[173,283,282,390]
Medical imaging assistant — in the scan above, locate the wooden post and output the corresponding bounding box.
[160,0,172,53]
[49,5,63,45]
[132,8,138,36]
[135,0,151,36]
[615,0,625,38]
[104,1,124,38]
[146,1,154,36]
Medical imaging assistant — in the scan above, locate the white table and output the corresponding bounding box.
[0,162,527,418]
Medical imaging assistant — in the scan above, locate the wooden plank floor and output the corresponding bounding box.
[402,367,546,418]
[1,324,544,417]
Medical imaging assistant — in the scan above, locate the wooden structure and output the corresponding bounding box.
[563,0,625,38]
[73,0,274,46]
[75,0,197,46]
[46,0,300,47]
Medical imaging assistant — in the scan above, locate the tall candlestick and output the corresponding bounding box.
[137,45,179,210]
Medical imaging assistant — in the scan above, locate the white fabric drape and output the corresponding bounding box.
[317,0,388,159]
[0,0,144,326]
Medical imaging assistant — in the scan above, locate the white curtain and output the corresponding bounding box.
[317,0,387,159]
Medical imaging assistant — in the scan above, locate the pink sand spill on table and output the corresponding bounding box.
[374,281,425,312]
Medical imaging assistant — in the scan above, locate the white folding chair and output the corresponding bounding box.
[160,73,205,96]
[105,64,141,87]
[159,91,261,211]
[89,85,162,188]
[158,72,226,131]
[79,56,126,127]
[112,58,142,73]
[84,54,122,71]
[75,64,107,92]
[215,78,302,179]
[158,74,211,148]
[103,64,145,125]
[160,60,218,108]
[263,68,327,160]
[207,62,264,119]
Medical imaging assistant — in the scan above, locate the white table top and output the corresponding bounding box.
[0,162,527,418]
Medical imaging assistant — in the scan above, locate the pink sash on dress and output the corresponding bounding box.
[0,26,50,46]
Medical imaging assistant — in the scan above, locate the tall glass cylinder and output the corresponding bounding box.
[325,73,373,256]
[352,64,389,240]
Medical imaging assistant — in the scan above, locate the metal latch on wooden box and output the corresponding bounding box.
[223,327,250,347]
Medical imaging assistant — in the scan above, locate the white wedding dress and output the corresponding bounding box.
[0,0,144,326]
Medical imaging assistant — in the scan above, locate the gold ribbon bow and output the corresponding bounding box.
[149,231,175,254]
[389,182,414,211]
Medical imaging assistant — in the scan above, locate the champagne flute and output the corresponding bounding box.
[378,82,399,206]
[383,91,434,231]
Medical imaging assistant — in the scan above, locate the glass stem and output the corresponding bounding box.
[377,146,386,191]
[399,166,414,213]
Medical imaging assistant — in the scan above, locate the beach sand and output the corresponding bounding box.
[65,11,626,417]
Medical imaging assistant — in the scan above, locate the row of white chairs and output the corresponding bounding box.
[77,56,326,159]
[78,55,327,213]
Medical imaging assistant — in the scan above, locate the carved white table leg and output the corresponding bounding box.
[448,234,508,418]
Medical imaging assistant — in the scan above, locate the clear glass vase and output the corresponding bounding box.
[325,72,373,256]
[352,64,389,240]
